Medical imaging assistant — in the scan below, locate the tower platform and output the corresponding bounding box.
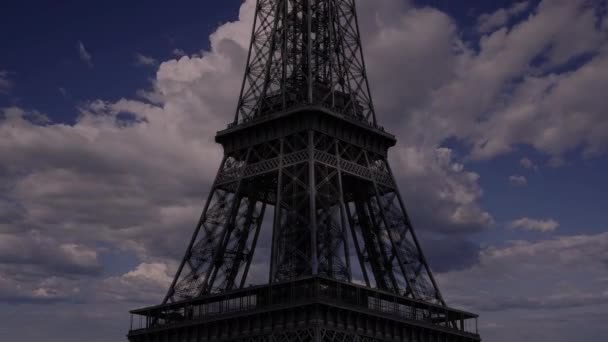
[129,277,480,342]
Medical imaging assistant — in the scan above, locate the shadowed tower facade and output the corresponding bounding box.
[128,1,481,341]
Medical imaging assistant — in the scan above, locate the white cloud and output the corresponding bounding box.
[470,0,608,159]
[135,53,157,66]
[1,0,604,316]
[400,0,608,162]
[350,1,494,233]
[77,41,93,68]
[362,4,460,131]
[0,70,12,94]
[99,263,172,302]
[172,48,186,57]
[477,1,530,34]
[0,1,256,273]
[508,175,528,186]
[392,147,493,234]
[0,1,493,304]
[0,1,607,341]
[509,217,559,232]
[0,104,219,260]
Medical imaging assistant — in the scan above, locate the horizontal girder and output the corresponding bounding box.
[164,130,444,306]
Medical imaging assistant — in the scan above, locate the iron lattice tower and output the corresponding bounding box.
[128,1,481,341]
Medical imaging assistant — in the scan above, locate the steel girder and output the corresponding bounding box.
[235,0,377,128]
[162,0,444,308]
[164,131,444,306]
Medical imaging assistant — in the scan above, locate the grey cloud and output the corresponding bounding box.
[478,305,608,342]
[508,175,528,186]
[0,1,254,283]
[473,1,608,159]
[97,262,172,303]
[0,231,102,276]
[509,217,559,232]
[0,1,493,300]
[135,53,157,67]
[520,157,538,170]
[343,1,494,234]
[437,232,608,312]
[4,0,603,311]
[392,147,493,234]
[0,275,78,303]
[0,1,605,341]
[362,5,460,131]
[172,48,186,57]
[465,292,608,311]
[477,1,530,34]
[388,0,608,162]
[0,70,12,94]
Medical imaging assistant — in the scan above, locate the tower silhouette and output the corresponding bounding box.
[128,1,481,341]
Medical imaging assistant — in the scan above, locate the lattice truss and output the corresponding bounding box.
[230,328,392,342]
[235,0,377,127]
[165,132,444,306]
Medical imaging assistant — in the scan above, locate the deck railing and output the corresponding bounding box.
[130,277,479,336]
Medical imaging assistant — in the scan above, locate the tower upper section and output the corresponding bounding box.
[234,0,377,128]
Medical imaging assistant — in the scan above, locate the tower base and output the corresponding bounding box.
[128,277,480,342]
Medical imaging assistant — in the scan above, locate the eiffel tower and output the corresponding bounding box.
[128,1,481,341]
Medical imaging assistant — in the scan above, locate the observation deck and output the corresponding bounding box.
[129,277,480,342]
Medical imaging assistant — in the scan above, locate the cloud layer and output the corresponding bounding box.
[0,1,606,341]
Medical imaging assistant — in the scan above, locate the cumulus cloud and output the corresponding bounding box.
[508,175,528,186]
[0,5,605,340]
[509,217,559,232]
[99,263,172,302]
[0,1,496,311]
[0,2,257,304]
[392,147,493,234]
[399,0,608,161]
[17,0,608,304]
[477,1,530,34]
[471,0,608,159]
[361,3,460,131]
[0,103,219,259]
[14,0,490,249]
[77,41,93,68]
[135,53,157,67]
[0,70,12,94]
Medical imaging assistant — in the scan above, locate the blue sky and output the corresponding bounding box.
[1,1,608,341]
[0,1,241,123]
